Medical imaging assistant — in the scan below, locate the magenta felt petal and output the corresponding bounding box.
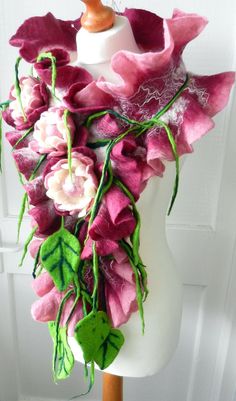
[24,176,47,205]
[146,93,215,161]
[97,19,174,98]
[104,186,130,224]
[123,8,164,51]
[5,130,33,149]
[35,64,92,91]
[28,200,61,235]
[101,260,138,327]
[10,13,81,62]
[12,148,42,180]
[167,9,208,52]
[89,202,136,242]
[81,238,119,259]
[189,72,235,117]
[31,273,83,335]
[111,137,162,198]
[63,81,115,113]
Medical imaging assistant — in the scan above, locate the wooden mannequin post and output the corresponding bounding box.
[80,0,115,32]
[102,373,123,401]
[80,2,123,400]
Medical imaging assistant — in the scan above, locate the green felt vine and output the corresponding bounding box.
[12,126,34,150]
[63,108,73,180]
[14,57,27,121]
[19,225,38,267]
[37,52,58,99]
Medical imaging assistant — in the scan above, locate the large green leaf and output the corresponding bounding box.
[74,311,110,363]
[40,227,81,291]
[94,328,125,370]
[48,323,74,381]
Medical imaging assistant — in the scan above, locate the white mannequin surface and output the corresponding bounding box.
[68,14,183,377]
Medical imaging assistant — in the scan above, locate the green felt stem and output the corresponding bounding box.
[92,242,99,310]
[65,275,81,326]
[30,154,47,181]
[0,100,11,108]
[113,177,141,264]
[121,239,148,302]
[63,109,73,181]
[120,240,145,334]
[53,289,74,379]
[87,139,111,149]
[19,226,38,267]
[32,245,41,278]
[157,120,180,215]
[17,193,28,242]
[37,52,57,99]
[100,161,113,198]
[15,57,27,122]
[74,217,85,236]
[12,126,34,150]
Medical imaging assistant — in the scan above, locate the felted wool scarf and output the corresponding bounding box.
[0,6,235,394]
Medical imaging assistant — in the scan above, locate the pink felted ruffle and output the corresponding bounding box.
[31,272,83,336]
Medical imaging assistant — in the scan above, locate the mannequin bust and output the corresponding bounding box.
[68,0,183,377]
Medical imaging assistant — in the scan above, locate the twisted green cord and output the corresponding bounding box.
[36,52,58,99]
[19,225,38,267]
[120,239,145,334]
[15,57,27,122]
[12,126,34,150]
[63,109,73,181]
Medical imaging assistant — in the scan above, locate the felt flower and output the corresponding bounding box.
[34,49,93,93]
[3,76,49,131]
[44,151,98,217]
[31,272,83,336]
[29,107,75,155]
[63,81,115,114]
[89,186,136,242]
[29,199,61,236]
[83,256,138,328]
[111,136,165,199]
[9,13,81,63]
[100,258,138,328]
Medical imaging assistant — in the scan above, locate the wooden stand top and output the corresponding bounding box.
[81,0,115,32]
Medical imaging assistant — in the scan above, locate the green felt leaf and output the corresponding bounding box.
[74,311,110,363]
[94,328,125,370]
[48,323,74,380]
[40,227,81,291]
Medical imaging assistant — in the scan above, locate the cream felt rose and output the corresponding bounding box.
[44,152,98,217]
[3,76,49,130]
[30,107,75,154]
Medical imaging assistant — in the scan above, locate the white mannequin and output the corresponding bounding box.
[68,14,183,377]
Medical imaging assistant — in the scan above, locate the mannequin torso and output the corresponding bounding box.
[68,15,183,377]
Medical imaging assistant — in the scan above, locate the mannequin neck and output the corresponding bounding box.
[76,15,140,82]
